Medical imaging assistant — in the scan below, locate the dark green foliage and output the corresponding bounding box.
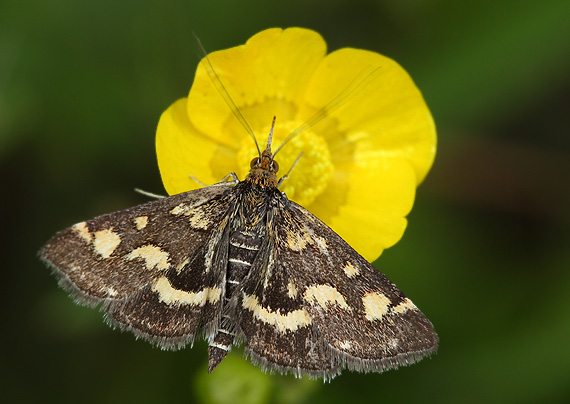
[2,0,569,403]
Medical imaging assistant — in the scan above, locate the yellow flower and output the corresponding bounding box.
[156,27,436,262]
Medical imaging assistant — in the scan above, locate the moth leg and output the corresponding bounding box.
[189,174,208,187]
[277,152,303,188]
[217,172,240,185]
[190,172,240,188]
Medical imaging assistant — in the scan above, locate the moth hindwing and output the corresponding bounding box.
[41,144,438,381]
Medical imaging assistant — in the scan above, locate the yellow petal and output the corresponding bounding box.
[186,27,327,145]
[309,152,416,262]
[156,98,230,195]
[303,48,436,184]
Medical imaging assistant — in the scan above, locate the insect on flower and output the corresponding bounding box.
[40,27,437,380]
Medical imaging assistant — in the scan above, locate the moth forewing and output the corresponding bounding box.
[231,195,437,380]
[40,184,234,346]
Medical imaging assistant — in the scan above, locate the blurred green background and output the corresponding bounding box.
[2,0,569,403]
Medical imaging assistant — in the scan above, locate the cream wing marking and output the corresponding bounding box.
[362,292,391,322]
[342,261,360,277]
[126,245,170,270]
[133,216,149,230]
[303,284,350,310]
[73,221,92,243]
[93,229,121,259]
[392,298,417,314]
[152,277,222,306]
[242,293,312,333]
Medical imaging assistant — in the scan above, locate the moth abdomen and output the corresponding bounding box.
[207,222,266,372]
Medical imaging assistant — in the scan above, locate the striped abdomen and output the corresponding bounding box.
[207,228,262,372]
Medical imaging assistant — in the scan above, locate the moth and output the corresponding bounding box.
[40,52,437,381]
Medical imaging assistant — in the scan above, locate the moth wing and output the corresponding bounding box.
[239,198,437,377]
[233,232,341,379]
[41,184,235,348]
[282,201,438,372]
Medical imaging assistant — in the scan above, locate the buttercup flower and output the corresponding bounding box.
[156,27,435,262]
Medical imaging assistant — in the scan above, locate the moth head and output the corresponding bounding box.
[249,153,279,174]
[245,117,280,187]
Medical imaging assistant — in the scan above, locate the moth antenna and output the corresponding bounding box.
[273,67,380,158]
[266,116,276,153]
[278,152,303,188]
[193,33,261,157]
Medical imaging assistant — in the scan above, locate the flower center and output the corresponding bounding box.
[237,120,334,207]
